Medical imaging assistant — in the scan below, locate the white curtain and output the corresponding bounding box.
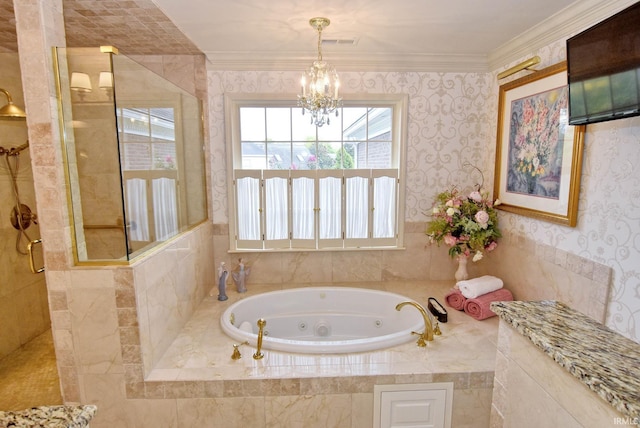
[232,169,397,248]
[125,178,149,241]
[346,176,368,239]
[152,177,178,241]
[292,176,314,239]
[373,175,396,238]
[236,176,260,240]
[265,176,288,240]
[319,176,341,239]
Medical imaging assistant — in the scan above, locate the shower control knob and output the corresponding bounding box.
[10,203,36,230]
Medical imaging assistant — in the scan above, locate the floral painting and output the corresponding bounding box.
[494,62,585,227]
[506,85,568,198]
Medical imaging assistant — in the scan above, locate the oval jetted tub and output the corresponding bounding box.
[220,287,425,354]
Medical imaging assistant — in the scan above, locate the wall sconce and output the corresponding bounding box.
[99,72,114,100]
[70,72,92,92]
[497,56,541,80]
[70,72,92,101]
[99,72,113,90]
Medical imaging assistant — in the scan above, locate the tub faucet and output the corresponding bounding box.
[395,301,435,346]
[231,341,249,360]
[253,318,266,360]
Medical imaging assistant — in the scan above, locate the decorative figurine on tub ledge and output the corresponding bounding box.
[217,262,229,301]
[232,258,250,293]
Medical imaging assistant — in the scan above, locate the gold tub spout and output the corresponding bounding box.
[253,318,266,360]
[395,301,435,346]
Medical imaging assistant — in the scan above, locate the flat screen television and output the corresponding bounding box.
[567,2,640,125]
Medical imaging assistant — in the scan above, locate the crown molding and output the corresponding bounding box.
[205,51,489,73]
[488,0,638,71]
[204,0,638,74]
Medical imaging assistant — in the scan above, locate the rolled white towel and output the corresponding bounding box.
[457,275,504,299]
[239,321,253,333]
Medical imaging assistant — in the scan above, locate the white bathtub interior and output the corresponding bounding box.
[220,287,427,353]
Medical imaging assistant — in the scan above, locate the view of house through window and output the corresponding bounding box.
[118,107,180,249]
[228,95,407,251]
[239,107,392,170]
[119,107,177,171]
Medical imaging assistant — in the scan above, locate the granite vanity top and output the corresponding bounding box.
[491,300,640,419]
[0,405,96,428]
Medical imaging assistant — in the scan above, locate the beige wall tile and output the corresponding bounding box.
[351,392,374,428]
[265,394,351,428]
[128,399,179,428]
[176,397,265,428]
[67,286,122,374]
[451,388,493,428]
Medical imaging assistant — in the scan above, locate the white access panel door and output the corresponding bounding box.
[374,383,453,428]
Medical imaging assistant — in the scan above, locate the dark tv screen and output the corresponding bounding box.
[567,2,640,125]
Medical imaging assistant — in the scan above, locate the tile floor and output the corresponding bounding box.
[0,329,62,411]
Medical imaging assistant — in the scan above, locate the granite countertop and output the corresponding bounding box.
[491,300,640,420]
[0,405,96,428]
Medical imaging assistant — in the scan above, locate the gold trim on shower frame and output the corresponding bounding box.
[52,46,210,266]
[52,46,129,266]
[100,46,119,55]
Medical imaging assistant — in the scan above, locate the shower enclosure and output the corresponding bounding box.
[54,47,207,262]
[0,53,48,361]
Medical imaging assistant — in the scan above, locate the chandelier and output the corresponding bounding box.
[297,17,342,127]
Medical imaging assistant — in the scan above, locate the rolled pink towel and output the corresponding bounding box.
[445,288,466,311]
[463,288,514,320]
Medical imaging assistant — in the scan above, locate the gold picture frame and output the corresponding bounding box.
[494,61,585,227]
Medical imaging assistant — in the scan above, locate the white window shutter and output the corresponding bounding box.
[291,171,316,249]
[234,170,263,249]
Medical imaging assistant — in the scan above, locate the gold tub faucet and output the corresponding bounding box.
[253,318,266,360]
[395,301,435,346]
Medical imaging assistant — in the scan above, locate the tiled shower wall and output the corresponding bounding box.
[0,52,49,359]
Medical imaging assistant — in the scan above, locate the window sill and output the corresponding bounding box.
[227,246,407,253]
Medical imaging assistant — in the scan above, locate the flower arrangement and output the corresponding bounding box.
[426,187,501,262]
[154,154,176,170]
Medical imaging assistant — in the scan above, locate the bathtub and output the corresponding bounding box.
[220,287,425,353]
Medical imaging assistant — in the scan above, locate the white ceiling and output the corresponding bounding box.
[149,0,636,72]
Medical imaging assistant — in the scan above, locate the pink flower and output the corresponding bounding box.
[469,191,482,202]
[486,241,498,252]
[446,198,461,208]
[443,235,457,246]
[474,210,489,227]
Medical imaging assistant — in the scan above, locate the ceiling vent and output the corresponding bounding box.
[322,38,358,46]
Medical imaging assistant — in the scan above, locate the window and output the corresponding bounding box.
[226,94,407,251]
[118,107,180,248]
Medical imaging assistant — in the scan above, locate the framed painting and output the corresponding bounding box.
[494,61,585,227]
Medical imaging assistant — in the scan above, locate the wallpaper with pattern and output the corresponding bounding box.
[207,39,640,343]
[500,41,640,343]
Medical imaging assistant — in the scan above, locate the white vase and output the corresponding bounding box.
[455,255,469,282]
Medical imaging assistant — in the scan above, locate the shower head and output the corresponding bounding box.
[0,88,27,120]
